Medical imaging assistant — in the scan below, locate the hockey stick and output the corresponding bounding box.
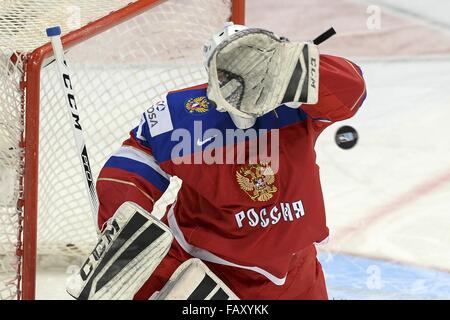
[313,27,336,45]
[46,26,100,234]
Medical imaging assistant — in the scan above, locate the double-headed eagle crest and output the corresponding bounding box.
[235,163,278,202]
[185,96,209,113]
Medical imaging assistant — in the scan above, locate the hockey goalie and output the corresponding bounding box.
[67,23,366,300]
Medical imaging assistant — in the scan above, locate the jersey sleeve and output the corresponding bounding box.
[299,54,367,132]
[96,112,171,229]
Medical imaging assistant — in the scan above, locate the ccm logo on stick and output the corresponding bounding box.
[62,62,82,130]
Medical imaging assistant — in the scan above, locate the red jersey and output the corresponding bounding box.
[96,54,366,286]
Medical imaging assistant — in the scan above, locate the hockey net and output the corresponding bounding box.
[0,0,244,300]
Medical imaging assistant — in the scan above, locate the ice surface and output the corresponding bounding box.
[319,252,450,299]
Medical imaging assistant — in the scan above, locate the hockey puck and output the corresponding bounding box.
[335,125,358,149]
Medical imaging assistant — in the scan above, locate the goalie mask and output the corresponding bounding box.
[204,23,320,129]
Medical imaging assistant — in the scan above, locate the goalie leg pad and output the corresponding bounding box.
[152,258,239,300]
[66,202,173,300]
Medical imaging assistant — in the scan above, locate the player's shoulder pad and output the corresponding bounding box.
[143,83,209,138]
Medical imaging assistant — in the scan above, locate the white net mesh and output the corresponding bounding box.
[0,0,233,299]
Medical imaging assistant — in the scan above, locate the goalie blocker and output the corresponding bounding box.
[66,202,238,300]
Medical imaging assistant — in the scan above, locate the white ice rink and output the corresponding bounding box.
[317,58,450,299]
[36,0,450,299]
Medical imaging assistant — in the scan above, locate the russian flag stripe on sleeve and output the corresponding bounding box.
[113,146,170,180]
[135,116,147,142]
[104,147,170,192]
[104,157,169,192]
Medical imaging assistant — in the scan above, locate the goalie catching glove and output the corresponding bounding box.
[205,24,320,128]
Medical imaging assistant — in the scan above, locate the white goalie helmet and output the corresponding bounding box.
[202,22,248,69]
[203,22,257,129]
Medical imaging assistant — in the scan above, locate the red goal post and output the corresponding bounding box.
[0,0,245,300]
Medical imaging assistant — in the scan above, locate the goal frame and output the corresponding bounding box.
[17,0,245,300]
